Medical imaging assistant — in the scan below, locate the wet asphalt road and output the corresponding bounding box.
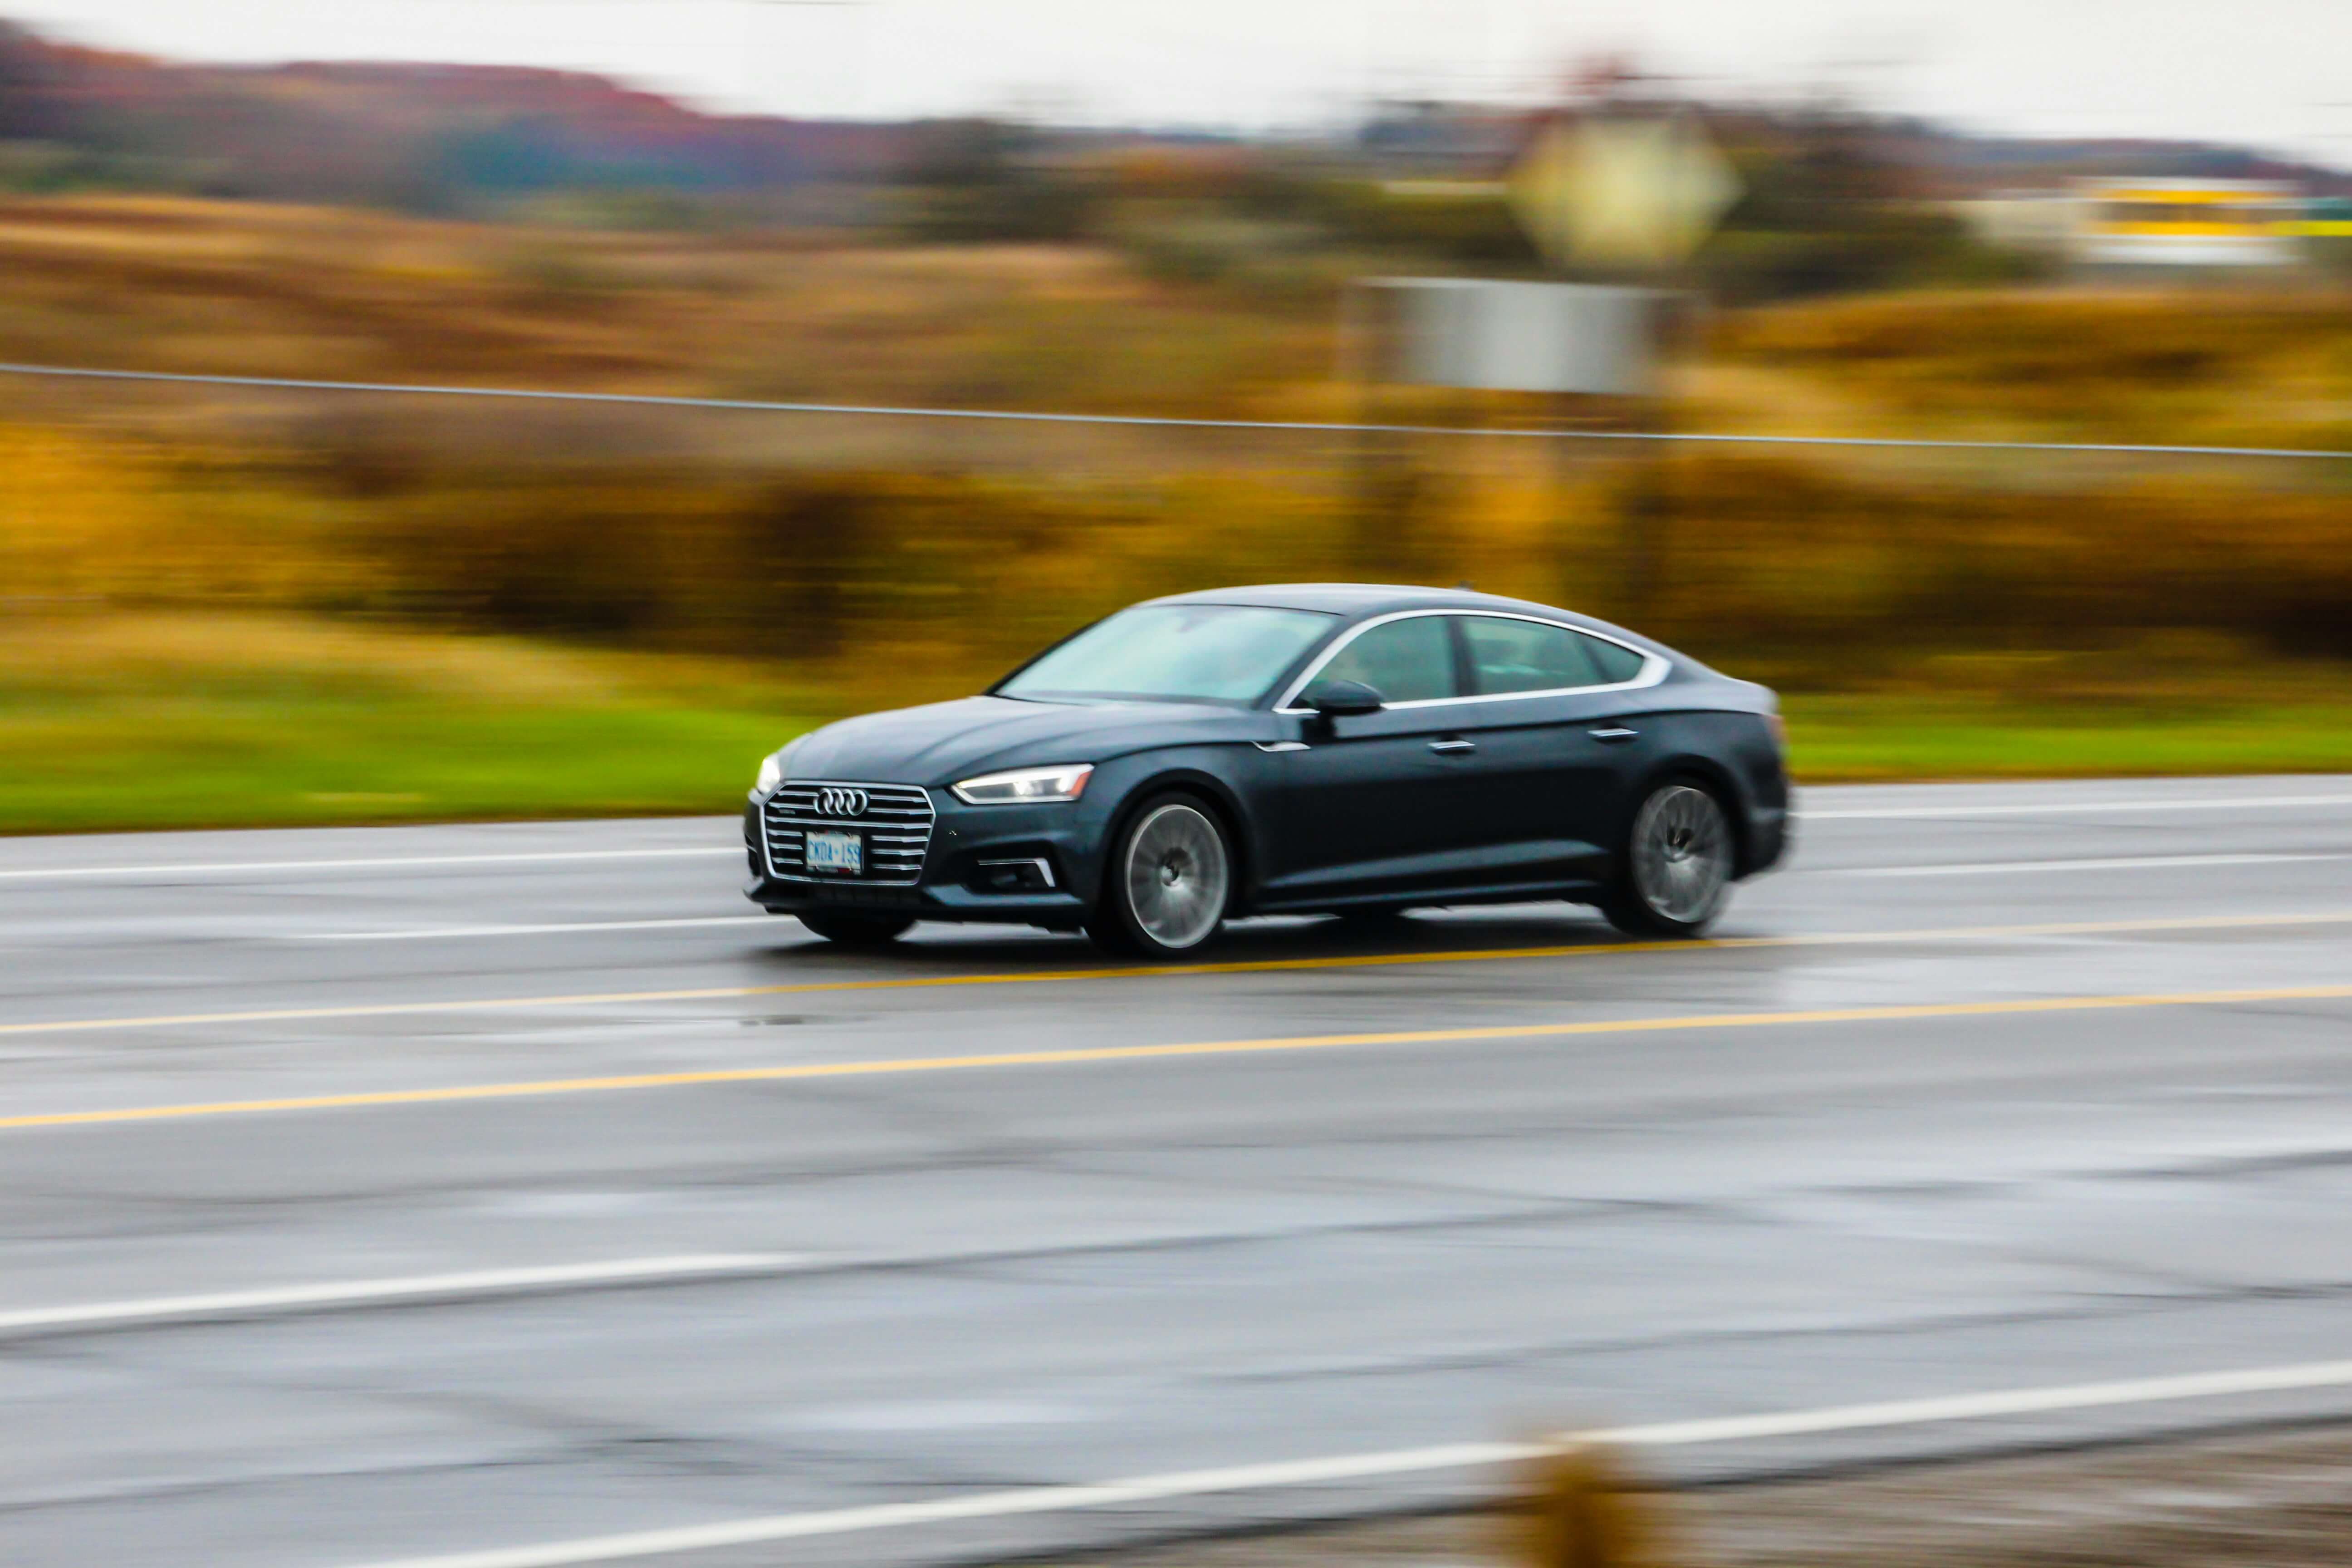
[1,775,2350,1568]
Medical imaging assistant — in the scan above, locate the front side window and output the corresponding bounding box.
[997,604,1338,704]
[1313,615,1459,704]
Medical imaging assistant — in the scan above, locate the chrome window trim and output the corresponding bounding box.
[1272,609,1669,715]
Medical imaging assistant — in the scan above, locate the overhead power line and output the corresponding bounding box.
[0,362,2344,461]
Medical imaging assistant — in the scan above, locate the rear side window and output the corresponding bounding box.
[1579,632,1650,685]
[1461,616,1602,695]
[1316,615,1458,703]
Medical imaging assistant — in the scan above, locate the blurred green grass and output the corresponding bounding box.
[0,697,807,834]
[0,614,816,833]
[1784,693,2352,783]
[5,613,2349,836]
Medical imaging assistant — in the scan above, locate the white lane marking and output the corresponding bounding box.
[298,916,779,942]
[0,848,740,882]
[1801,793,2352,821]
[1825,852,2351,879]
[335,1356,2352,1568]
[0,1255,793,1337]
[1599,1360,2352,1446]
[344,1445,1535,1568]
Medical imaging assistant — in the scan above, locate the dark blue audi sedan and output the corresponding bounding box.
[745,584,1789,956]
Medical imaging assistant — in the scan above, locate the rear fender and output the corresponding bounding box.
[1634,754,1759,879]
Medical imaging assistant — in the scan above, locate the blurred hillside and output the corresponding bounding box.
[3,16,2344,284]
[0,18,911,213]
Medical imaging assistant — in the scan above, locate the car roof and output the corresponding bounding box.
[1144,583,1627,632]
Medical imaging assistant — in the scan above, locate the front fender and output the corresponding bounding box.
[1082,751,1275,912]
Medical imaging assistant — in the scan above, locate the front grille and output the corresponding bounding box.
[761,781,936,886]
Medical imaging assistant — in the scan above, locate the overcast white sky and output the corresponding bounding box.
[18,0,2352,167]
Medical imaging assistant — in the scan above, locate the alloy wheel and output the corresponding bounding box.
[1122,803,1230,951]
[1630,784,1730,926]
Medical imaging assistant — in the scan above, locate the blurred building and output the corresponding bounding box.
[2069,177,2302,267]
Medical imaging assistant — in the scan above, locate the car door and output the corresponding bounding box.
[1436,615,1659,888]
[1259,613,1493,904]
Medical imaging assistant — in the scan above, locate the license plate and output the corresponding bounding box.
[804,829,863,876]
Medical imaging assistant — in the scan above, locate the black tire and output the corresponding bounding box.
[1086,793,1233,959]
[797,911,915,947]
[1600,779,1734,939]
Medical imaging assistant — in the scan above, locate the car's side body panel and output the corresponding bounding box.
[744,584,1789,929]
[1258,702,1512,902]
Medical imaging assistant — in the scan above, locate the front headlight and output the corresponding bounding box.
[951,763,1094,806]
[755,735,807,798]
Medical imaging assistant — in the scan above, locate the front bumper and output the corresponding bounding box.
[1741,800,1792,878]
[743,791,1102,928]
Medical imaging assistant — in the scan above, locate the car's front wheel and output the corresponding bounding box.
[797,911,915,947]
[1601,779,1733,938]
[1088,794,1232,958]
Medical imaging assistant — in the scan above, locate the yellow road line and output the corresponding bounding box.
[7,983,2351,1133]
[3,909,2349,1040]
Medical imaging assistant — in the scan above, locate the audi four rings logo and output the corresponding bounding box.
[817,786,870,818]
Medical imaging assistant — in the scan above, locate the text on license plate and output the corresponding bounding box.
[804,830,863,875]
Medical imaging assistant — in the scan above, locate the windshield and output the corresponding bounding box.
[997,604,1338,705]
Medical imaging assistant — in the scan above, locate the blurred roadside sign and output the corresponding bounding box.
[1509,116,1740,271]
[2301,198,2352,238]
[1351,278,1661,396]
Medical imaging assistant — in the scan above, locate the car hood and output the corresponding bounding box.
[781,696,1262,787]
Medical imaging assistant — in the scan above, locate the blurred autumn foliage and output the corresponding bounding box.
[1,16,2347,710]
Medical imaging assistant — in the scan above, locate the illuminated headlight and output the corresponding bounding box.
[951,764,1094,806]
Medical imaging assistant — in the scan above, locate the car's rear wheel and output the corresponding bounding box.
[797,911,915,947]
[1601,780,1733,938]
[1088,795,1232,958]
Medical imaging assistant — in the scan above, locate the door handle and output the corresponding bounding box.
[1426,737,1478,755]
[1588,726,1640,744]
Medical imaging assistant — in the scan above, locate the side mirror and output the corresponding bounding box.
[1303,680,1387,718]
